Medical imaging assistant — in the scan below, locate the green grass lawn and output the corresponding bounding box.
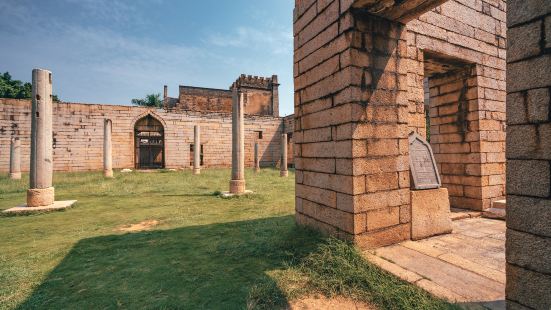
[0,169,456,309]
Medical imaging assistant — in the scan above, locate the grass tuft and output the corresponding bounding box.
[248,238,460,310]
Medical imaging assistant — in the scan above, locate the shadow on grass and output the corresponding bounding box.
[17,215,321,309]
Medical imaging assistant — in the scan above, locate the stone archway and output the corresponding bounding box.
[134,114,165,169]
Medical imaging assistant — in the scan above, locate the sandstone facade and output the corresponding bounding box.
[0,99,284,172]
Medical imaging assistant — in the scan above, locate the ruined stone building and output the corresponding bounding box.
[0,74,294,172]
[292,0,550,308]
[293,0,507,245]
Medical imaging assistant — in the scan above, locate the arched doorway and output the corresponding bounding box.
[134,114,165,169]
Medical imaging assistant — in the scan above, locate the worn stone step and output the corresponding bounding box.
[491,200,506,210]
[483,208,506,221]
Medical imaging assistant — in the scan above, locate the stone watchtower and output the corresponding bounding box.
[231,74,280,117]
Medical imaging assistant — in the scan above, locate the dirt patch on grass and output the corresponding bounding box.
[116,220,160,232]
[289,295,376,310]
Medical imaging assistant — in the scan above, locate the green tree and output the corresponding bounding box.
[0,71,59,101]
[0,72,32,99]
[131,93,163,108]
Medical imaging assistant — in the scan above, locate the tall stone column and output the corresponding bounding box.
[280,133,288,177]
[230,90,245,194]
[271,75,280,117]
[254,142,260,173]
[28,68,54,207]
[103,119,113,178]
[9,137,21,180]
[193,125,201,175]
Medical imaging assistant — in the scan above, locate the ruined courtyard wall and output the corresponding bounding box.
[176,87,233,113]
[405,0,506,210]
[0,99,283,172]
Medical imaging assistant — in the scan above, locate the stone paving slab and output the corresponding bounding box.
[3,200,77,215]
[365,218,506,308]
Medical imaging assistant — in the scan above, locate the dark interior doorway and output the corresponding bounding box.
[134,115,165,169]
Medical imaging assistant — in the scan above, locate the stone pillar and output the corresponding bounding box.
[280,133,288,177]
[193,125,201,175]
[505,1,551,308]
[9,137,21,180]
[294,2,411,248]
[254,142,260,173]
[271,75,280,117]
[103,119,113,178]
[28,68,54,207]
[230,90,245,194]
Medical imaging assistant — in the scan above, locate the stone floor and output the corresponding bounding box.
[365,217,506,310]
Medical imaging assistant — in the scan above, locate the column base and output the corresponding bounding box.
[3,200,77,215]
[229,179,246,194]
[27,187,55,207]
[254,167,260,173]
[280,170,289,177]
[9,172,21,180]
[193,168,201,175]
[104,169,114,178]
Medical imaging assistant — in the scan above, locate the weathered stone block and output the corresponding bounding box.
[411,188,453,240]
[507,160,550,197]
[506,264,551,310]
[507,195,551,238]
[506,229,551,274]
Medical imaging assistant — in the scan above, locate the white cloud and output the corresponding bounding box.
[205,26,293,55]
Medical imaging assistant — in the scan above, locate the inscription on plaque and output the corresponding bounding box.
[408,133,441,190]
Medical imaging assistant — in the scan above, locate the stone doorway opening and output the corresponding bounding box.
[134,114,165,169]
[423,51,504,212]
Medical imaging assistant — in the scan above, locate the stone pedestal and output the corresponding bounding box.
[280,133,288,177]
[193,125,201,175]
[229,90,246,194]
[254,142,260,173]
[411,188,452,240]
[103,119,114,178]
[9,137,21,180]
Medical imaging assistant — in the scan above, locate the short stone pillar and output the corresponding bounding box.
[193,125,201,175]
[9,137,21,180]
[229,91,246,194]
[28,68,54,207]
[103,119,114,178]
[254,142,260,173]
[280,133,288,177]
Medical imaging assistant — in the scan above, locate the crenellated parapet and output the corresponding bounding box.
[230,74,278,91]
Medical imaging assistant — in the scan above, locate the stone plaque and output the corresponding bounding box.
[408,133,441,190]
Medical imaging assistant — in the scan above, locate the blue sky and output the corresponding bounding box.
[0,0,295,116]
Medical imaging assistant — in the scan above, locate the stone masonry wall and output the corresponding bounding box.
[0,99,283,172]
[505,0,551,308]
[293,0,507,248]
[428,66,505,210]
[176,86,233,114]
[294,0,412,248]
[405,0,507,210]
